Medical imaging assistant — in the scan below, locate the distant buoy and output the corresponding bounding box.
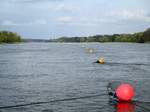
[88,49,93,53]
[98,57,105,64]
[116,83,134,101]
[86,48,94,53]
[81,45,85,48]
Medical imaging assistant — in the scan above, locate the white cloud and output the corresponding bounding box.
[55,16,118,26]
[1,20,16,26]
[54,3,79,12]
[55,17,97,26]
[0,0,62,3]
[109,9,150,22]
[56,16,72,23]
[1,19,47,26]
[34,19,47,25]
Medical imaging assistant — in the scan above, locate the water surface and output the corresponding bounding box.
[0,43,150,112]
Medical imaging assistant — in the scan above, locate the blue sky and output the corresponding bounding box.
[0,0,150,39]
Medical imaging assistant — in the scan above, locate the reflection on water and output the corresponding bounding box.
[115,102,135,112]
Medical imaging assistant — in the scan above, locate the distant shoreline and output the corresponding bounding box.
[1,28,150,44]
[49,28,150,43]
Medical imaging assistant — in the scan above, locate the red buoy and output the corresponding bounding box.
[116,83,134,101]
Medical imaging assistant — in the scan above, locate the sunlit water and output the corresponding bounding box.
[0,43,150,112]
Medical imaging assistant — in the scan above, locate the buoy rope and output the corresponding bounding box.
[0,93,107,109]
[134,103,150,112]
[95,62,150,66]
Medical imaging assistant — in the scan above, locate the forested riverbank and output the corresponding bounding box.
[0,31,22,43]
[50,28,150,43]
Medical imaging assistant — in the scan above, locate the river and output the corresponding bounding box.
[0,43,150,112]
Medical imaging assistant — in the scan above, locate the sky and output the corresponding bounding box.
[0,0,150,39]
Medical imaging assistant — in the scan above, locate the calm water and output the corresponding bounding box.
[0,43,150,112]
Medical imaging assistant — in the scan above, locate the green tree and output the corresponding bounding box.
[0,31,22,43]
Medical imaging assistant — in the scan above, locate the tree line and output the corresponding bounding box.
[0,31,22,43]
[50,28,150,43]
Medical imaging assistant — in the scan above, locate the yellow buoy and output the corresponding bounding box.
[98,57,105,64]
[85,48,94,53]
[88,48,93,53]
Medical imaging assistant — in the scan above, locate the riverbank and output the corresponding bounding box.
[0,31,22,43]
[49,28,150,43]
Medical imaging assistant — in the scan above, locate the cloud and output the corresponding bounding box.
[0,0,63,3]
[34,19,47,24]
[1,20,13,26]
[55,16,118,26]
[1,19,47,26]
[0,0,149,38]
[109,9,150,22]
[56,16,72,23]
[54,3,79,12]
